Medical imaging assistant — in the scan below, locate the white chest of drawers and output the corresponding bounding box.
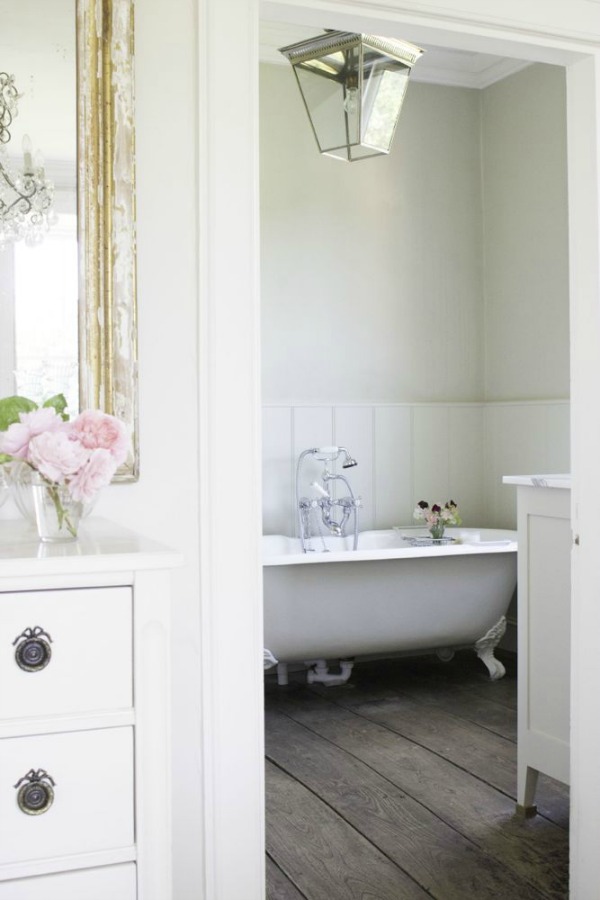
[0,519,181,899]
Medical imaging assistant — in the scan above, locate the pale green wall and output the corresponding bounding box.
[261,66,485,403]
[482,64,569,401]
[260,62,569,408]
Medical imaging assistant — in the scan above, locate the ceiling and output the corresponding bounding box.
[259,22,531,90]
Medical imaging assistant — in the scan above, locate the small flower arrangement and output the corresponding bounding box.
[413,499,462,540]
[0,394,130,537]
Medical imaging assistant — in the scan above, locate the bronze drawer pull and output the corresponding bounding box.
[12,626,53,672]
[14,769,55,815]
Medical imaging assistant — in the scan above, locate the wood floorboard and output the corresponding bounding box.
[266,709,550,899]
[267,688,568,898]
[266,855,308,900]
[266,760,431,899]
[333,657,518,742]
[326,693,569,825]
[333,700,565,828]
[343,651,518,710]
[265,655,569,900]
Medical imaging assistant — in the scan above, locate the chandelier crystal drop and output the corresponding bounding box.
[0,72,56,248]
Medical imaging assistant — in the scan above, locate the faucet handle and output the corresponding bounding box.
[339,495,362,508]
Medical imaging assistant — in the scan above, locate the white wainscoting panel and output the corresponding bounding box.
[545,403,571,472]
[334,407,375,531]
[412,406,452,510]
[292,406,334,532]
[485,404,547,529]
[484,401,570,529]
[374,406,414,528]
[449,404,486,527]
[262,406,294,537]
[262,401,570,535]
[412,404,486,527]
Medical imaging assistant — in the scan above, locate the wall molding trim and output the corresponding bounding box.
[264,398,570,408]
[261,0,600,49]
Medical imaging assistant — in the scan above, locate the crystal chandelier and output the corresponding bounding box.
[280,32,424,162]
[0,72,56,247]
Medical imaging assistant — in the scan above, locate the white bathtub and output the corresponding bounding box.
[263,527,517,682]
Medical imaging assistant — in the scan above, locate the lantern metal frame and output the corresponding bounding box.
[280,31,424,162]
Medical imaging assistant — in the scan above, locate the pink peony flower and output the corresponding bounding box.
[71,410,129,466]
[0,407,64,460]
[28,431,90,484]
[68,448,117,502]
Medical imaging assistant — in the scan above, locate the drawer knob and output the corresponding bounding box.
[13,627,53,672]
[14,769,55,815]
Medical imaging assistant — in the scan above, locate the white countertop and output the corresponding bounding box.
[503,474,571,489]
[0,518,183,578]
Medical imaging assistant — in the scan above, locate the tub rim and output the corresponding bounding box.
[263,526,517,566]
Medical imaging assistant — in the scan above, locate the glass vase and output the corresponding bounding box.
[429,522,445,540]
[7,461,97,526]
[0,466,8,510]
[30,474,83,542]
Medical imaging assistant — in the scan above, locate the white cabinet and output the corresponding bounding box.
[0,863,137,900]
[503,476,571,815]
[0,587,132,719]
[0,520,181,898]
[0,728,134,865]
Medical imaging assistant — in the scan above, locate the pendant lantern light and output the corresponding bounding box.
[279,31,424,162]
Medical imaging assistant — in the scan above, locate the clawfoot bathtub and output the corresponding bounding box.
[263,527,517,685]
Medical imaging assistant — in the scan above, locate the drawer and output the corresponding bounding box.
[0,587,132,719]
[0,727,134,865]
[0,863,136,899]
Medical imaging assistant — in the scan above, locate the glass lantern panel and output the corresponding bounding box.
[294,45,361,154]
[361,53,410,153]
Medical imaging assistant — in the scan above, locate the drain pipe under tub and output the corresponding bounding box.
[305,658,354,686]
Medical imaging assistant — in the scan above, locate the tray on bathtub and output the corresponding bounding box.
[400,535,457,546]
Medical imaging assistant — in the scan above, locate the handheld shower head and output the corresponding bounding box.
[338,447,358,468]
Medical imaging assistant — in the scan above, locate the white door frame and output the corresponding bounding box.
[198,1,600,897]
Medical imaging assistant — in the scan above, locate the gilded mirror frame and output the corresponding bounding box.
[78,0,138,480]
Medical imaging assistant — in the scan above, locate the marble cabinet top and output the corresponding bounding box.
[502,474,571,489]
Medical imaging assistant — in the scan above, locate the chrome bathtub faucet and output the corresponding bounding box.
[295,446,360,552]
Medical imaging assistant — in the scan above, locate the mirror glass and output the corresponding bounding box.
[0,0,138,480]
[0,0,77,409]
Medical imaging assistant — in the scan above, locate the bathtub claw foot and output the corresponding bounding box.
[264,648,278,670]
[474,616,507,680]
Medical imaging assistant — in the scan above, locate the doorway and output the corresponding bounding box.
[197,3,600,896]
[260,32,570,899]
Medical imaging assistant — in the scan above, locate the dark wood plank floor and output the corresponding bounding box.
[265,651,569,900]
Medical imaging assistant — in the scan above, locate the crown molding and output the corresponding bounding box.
[261,0,600,53]
[259,21,533,89]
[410,57,531,88]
